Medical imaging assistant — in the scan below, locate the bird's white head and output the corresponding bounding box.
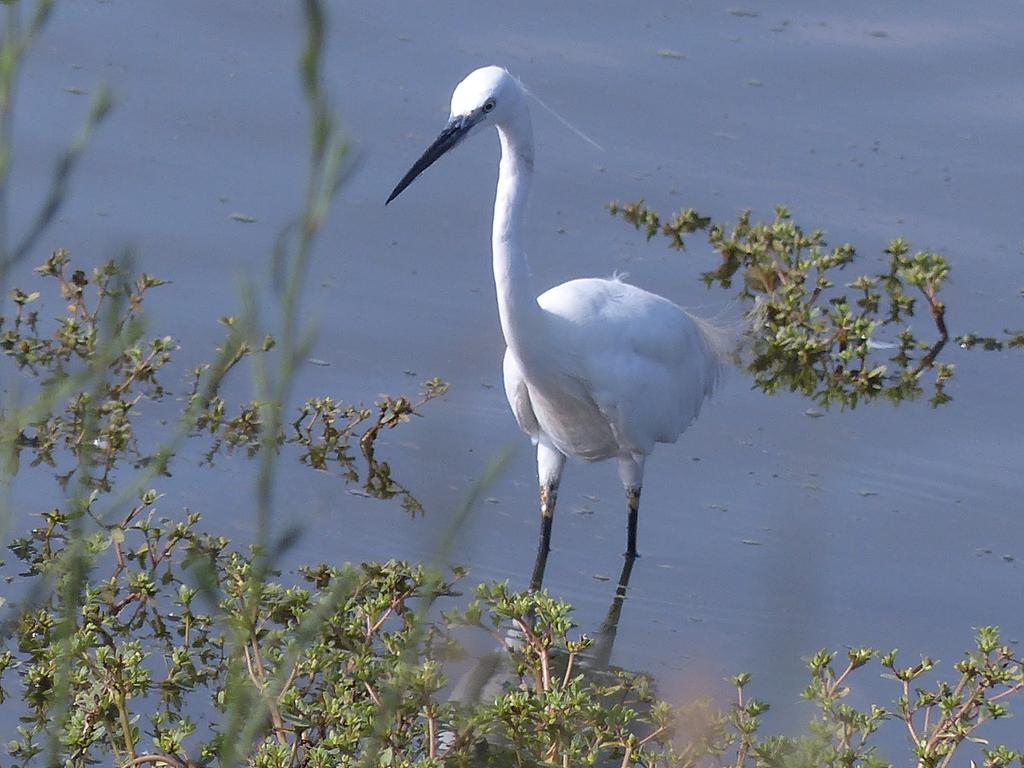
[449,65,524,127]
[386,66,527,205]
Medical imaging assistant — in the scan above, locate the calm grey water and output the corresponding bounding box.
[7,0,1024,743]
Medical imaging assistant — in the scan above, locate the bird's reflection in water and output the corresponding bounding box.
[450,550,638,708]
[587,554,636,670]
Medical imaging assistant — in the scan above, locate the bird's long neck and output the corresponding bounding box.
[492,114,545,364]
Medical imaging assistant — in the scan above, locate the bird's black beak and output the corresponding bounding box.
[386,115,474,205]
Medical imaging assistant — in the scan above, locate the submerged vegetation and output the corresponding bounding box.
[0,0,1022,766]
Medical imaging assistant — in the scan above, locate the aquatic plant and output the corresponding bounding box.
[609,202,956,408]
[2,503,1022,766]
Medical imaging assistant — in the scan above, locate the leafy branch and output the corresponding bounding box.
[610,202,957,407]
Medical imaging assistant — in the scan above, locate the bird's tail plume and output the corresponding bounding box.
[686,307,748,397]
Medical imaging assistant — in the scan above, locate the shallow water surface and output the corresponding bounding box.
[8,0,1024,744]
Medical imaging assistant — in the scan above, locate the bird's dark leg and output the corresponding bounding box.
[529,483,557,590]
[617,456,645,559]
[625,485,641,558]
[530,441,566,591]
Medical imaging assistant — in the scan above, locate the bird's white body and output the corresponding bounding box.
[503,277,720,463]
[388,65,727,574]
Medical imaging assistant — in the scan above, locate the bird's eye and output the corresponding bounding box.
[483,99,496,112]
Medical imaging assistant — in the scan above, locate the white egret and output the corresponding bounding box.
[387,66,729,583]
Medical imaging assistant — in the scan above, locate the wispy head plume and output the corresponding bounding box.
[515,75,605,152]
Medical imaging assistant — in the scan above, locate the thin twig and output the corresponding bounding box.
[366,606,393,640]
[902,678,921,744]
[363,681,381,706]
[637,726,667,747]
[561,651,576,689]
[244,640,289,746]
